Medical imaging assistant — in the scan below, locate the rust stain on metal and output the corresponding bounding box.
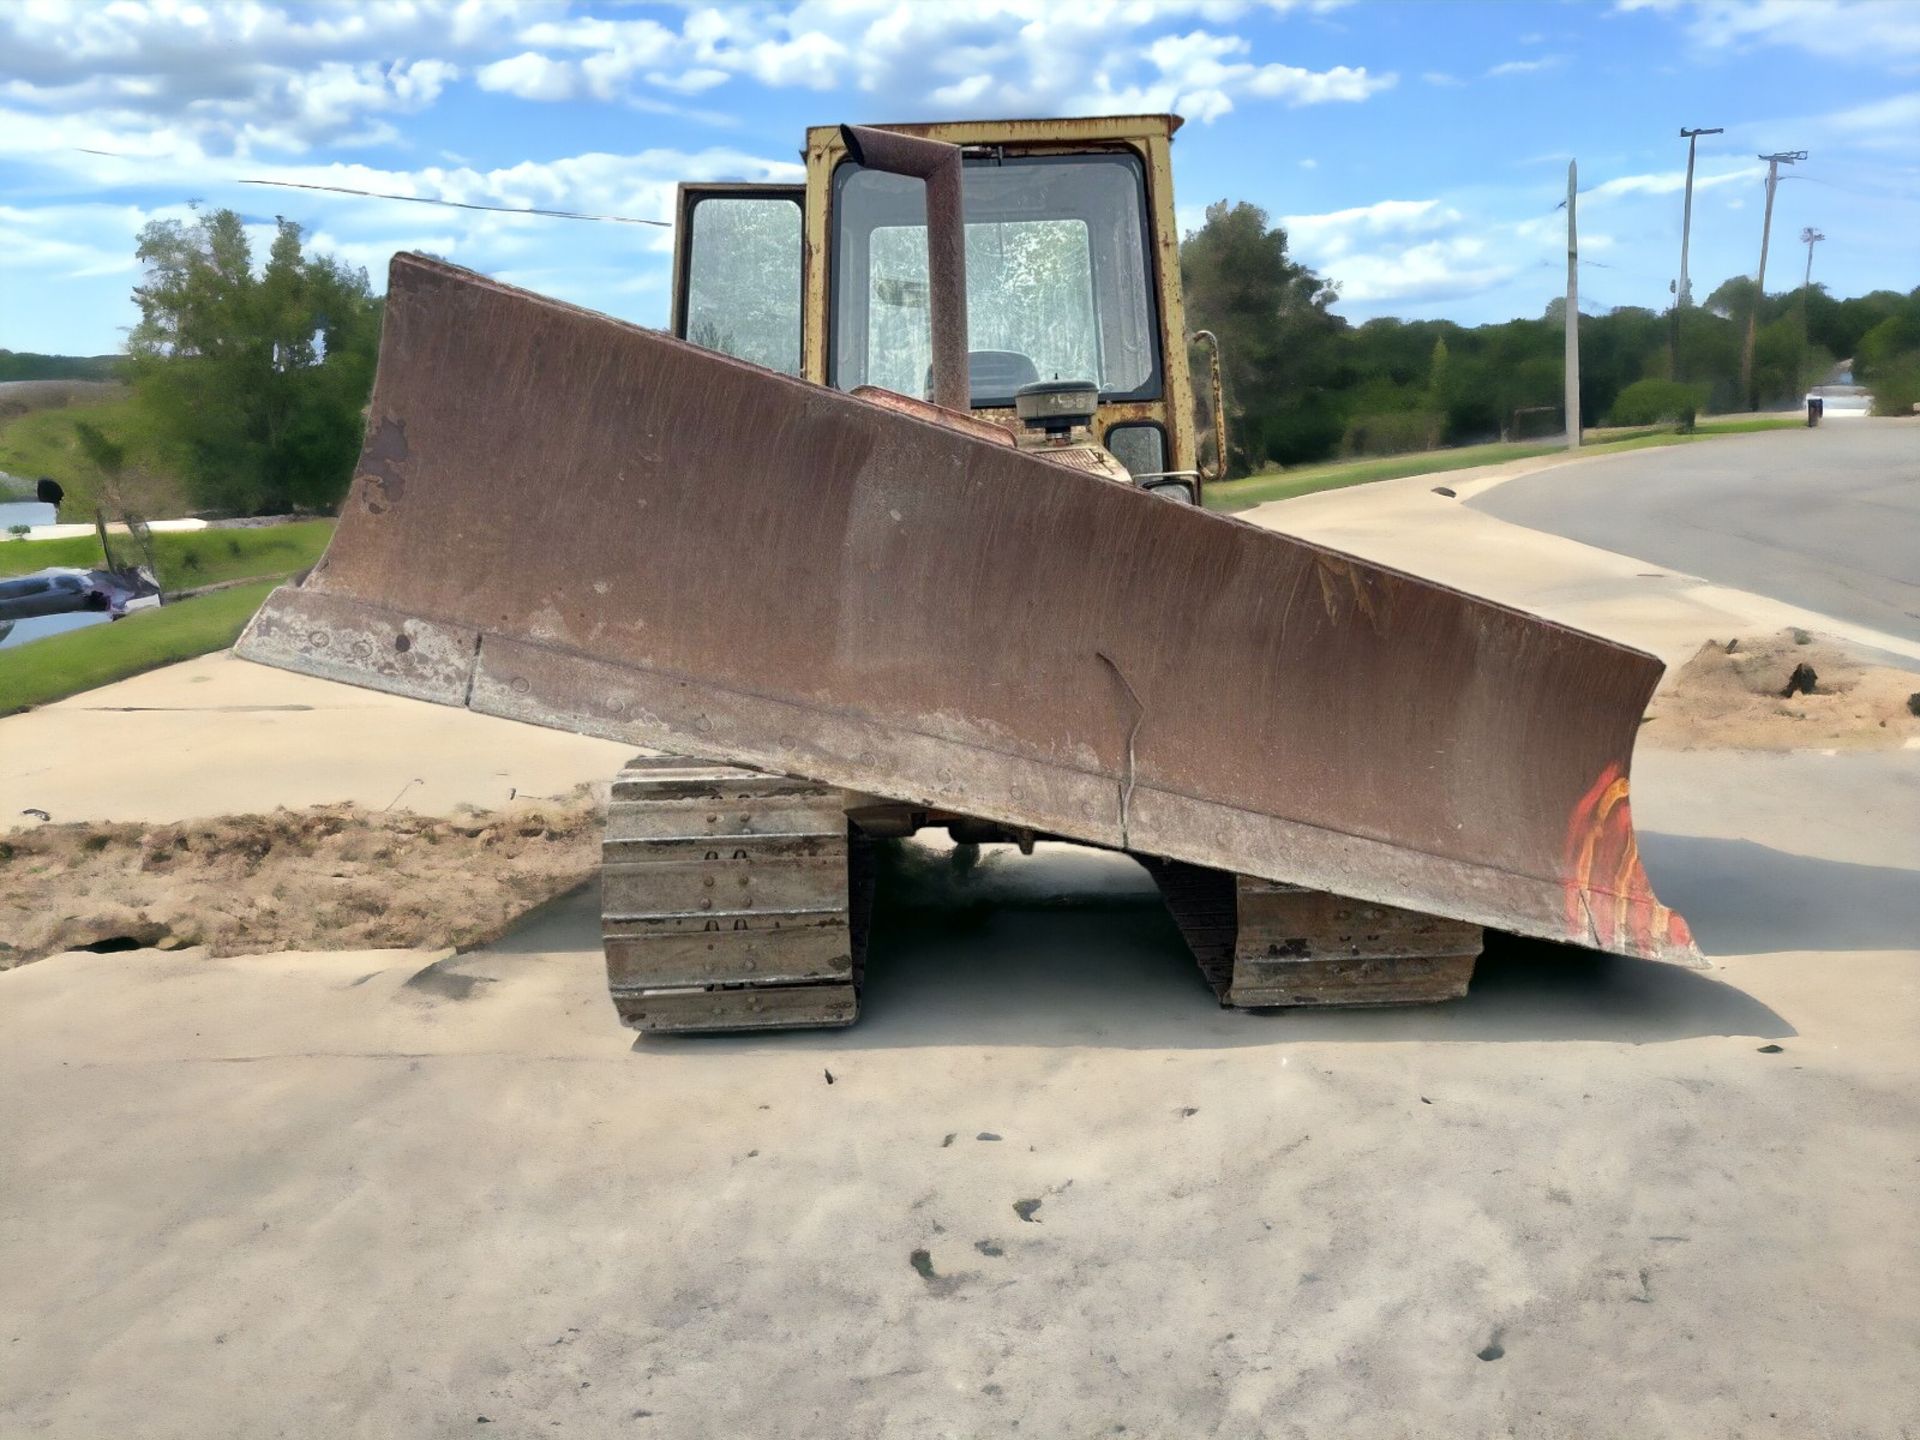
[839,125,969,414]
[359,415,410,512]
[1313,554,1390,633]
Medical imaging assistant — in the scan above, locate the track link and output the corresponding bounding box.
[602,756,871,1033]
[1144,860,1481,1008]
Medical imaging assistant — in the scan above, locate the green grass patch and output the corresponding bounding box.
[0,579,278,715]
[1690,416,1802,435]
[1204,440,1566,511]
[1203,417,1805,512]
[0,519,333,589]
[0,390,189,517]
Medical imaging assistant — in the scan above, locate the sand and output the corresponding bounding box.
[0,794,599,968]
[1644,628,1920,751]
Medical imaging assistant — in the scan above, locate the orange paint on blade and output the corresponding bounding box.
[1562,762,1696,959]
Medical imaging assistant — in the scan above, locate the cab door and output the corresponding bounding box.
[670,183,806,376]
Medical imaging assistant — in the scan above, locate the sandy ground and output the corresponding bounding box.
[0,796,600,967]
[1647,629,1920,751]
[4,469,1919,1436]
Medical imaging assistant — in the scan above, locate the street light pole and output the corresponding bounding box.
[1671,125,1722,379]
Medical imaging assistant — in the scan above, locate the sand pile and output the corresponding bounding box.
[0,793,600,969]
[1643,629,1920,751]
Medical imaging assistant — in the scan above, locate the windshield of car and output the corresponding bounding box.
[830,151,1161,407]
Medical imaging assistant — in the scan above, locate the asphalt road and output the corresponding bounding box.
[1470,421,1920,642]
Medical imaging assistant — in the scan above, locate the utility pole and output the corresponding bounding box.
[1741,149,1807,410]
[1565,159,1580,450]
[1800,225,1824,291]
[1670,125,1722,378]
[1800,226,1824,393]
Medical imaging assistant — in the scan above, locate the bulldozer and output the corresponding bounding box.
[235,114,1698,1033]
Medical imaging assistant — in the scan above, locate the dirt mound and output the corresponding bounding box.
[1643,629,1920,751]
[0,793,600,969]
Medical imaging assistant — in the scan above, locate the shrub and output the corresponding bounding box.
[1868,356,1920,418]
[1342,411,1443,457]
[1607,378,1708,427]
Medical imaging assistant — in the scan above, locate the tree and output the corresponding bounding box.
[128,210,380,513]
[1180,200,1346,472]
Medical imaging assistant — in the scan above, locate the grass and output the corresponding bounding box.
[0,389,189,517]
[0,519,334,590]
[1203,415,1803,512]
[0,579,278,715]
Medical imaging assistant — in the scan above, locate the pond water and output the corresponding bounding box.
[0,499,58,530]
[1,609,110,650]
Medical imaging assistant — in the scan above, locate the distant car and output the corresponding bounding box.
[1805,384,1874,418]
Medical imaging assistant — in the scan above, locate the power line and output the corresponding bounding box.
[68,150,670,226]
[237,178,670,226]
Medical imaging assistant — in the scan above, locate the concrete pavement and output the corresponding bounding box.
[1469,421,1920,643]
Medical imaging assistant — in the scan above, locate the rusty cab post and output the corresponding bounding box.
[838,124,970,414]
[1189,329,1227,491]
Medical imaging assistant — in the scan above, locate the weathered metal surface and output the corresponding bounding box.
[1228,878,1480,1007]
[1229,953,1478,1009]
[237,254,1698,968]
[1190,328,1227,489]
[613,983,859,1033]
[838,125,970,413]
[1138,857,1236,996]
[599,759,867,1033]
[1142,863,1483,1005]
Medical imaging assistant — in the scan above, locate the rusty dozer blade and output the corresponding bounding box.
[237,255,1699,968]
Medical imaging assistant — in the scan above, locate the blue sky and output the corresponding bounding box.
[3,0,1917,356]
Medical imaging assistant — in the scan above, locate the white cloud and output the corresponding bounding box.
[0,2,516,154]
[477,52,577,102]
[0,0,1395,155]
[1277,197,1521,307]
[519,4,1392,122]
[1328,236,1520,305]
[1282,198,1463,258]
[1584,161,1763,201]
[647,67,730,95]
[1800,89,1920,150]
[1485,56,1563,77]
[1422,71,1467,87]
[1618,0,1920,64]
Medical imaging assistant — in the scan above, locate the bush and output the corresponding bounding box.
[1868,356,1920,418]
[1342,411,1443,457]
[1607,378,1708,427]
